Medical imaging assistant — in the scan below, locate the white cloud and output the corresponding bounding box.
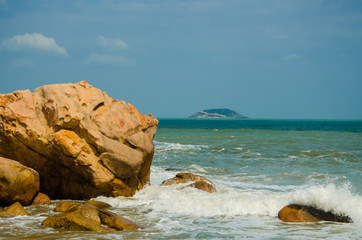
[1,33,68,56]
[284,54,300,60]
[85,53,134,65]
[97,36,129,50]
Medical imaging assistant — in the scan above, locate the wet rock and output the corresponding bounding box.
[278,204,353,223]
[0,81,158,199]
[84,200,112,209]
[161,173,216,193]
[32,192,52,205]
[42,203,142,232]
[186,180,217,193]
[0,202,29,216]
[165,168,184,172]
[98,208,143,231]
[54,201,80,212]
[0,157,40,206]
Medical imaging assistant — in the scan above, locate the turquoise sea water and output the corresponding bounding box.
[0,119,361,239]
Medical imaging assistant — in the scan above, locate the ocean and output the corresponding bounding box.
[1,119,361,239]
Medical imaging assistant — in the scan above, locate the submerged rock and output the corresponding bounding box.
[161,173,216,193]
[0,81,158,199]
[0,157,40,206]
[278,204,353,223]
[0,202,29,216]
[42,202,143,232]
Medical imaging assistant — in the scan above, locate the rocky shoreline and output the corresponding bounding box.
[0,82,353,234]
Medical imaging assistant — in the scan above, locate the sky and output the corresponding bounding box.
[0,0,361,119]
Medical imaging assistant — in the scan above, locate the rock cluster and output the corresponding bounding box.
[42,201,143,232]
[0,200,142,232]
[0,81,158,203]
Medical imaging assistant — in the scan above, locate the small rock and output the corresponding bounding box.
[278,204,353,223]
[161,172,216,193]
[98,208,144,230]
[186,180,216,193]
[32,192,52,205]
[54,201,80,212]
[0,157,40,206]
[84,200,112,209]
[0,202,29,216]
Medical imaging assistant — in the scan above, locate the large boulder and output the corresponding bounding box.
[278,204,352,223]
[0,81,158,199]
[0,157,40,206]
[42,203,142,232]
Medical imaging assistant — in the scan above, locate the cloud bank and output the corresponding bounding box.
[1,33,68,56]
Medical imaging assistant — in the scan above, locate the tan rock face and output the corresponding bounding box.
[0,81,158,199]
[0,157,40,205]
[84,200,112,209]
[0,202,29,216]
[42,203,143,232]
[31,192,52,205]
[54,201,80,212]
[278,204,353,223]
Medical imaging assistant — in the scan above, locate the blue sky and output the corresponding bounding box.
[1,0,361,119]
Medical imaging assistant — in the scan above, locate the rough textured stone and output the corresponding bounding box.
[42,203,142,232]
[54,201,80,212]
[84,200,112,209]
[0,202,29,215]
[186,180,216,193]
[32,192,52,205]
[278,204,353,223]
[0,81,158,199]
[0,157,40,206]
[161,173,216,193]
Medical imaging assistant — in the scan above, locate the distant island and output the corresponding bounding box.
[189,108,248,119]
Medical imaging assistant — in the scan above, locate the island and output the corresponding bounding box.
[189,108,248,119]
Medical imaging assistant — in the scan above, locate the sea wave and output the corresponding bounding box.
[154,141,208,152]
[290,149,356,158]
[94,181,362,225]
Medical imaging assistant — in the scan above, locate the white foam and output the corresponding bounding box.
[287,183,362,224]
[154,141,208,152]
[93,180,362,226]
